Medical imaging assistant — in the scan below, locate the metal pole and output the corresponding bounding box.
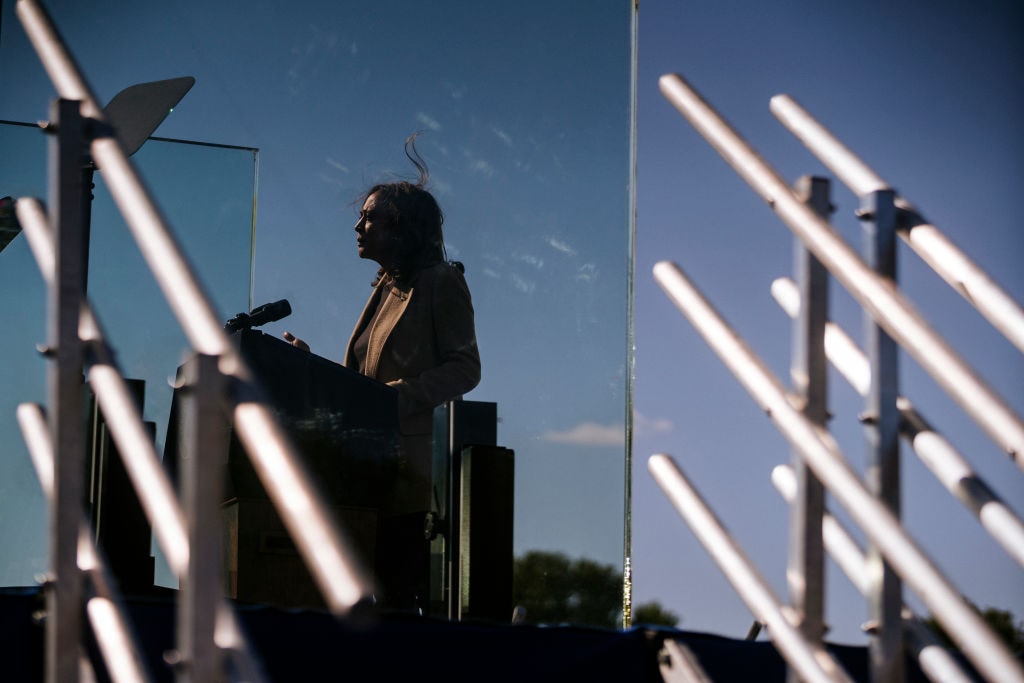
[772,465,975,683]
[772,277,1024,568]
[16,198,267,683]
[658,72,1024,465]
[649,454,855,683]
[18,197,189,570]
[177,354,227,683]
[46,97,86,683]
[861,190,904,683]
[786,176,830,680]
[770,94,1024,355]
[18,402,154,683]
[17,0,371,612]
[653,260,1024,683]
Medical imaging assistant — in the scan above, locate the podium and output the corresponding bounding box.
[166,329,400,608]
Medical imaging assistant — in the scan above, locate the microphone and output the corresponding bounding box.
[224,299,292,333]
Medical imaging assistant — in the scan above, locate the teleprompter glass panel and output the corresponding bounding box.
[0,121,257,585]
[0,0,635,626]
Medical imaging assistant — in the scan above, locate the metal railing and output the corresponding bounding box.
[13,1,374,680]
[650,72,1024,683]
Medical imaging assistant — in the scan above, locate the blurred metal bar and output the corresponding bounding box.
[653,260,1024,683]
[178,354,227,683]
[770,94,1024,355]
[46,96,86,683]
[17,198,266,683]
[786,176,830,675]
[772,465,975,683]
[861,189,904,683]
[658,639,714,683]
[17,0,371,613]
[18,402,153,683]
[648,454,855,683]
[658,72,1024,466]
[772,277,1024,569]
[18,197,190,570]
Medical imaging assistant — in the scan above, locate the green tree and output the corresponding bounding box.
[513,550,622,628]
[924,604,1024,660]
[633,601,680,628]
[512,551,680,629]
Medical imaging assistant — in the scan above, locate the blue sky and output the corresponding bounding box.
[0,0,1021,647]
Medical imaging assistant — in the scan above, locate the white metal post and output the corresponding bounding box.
[860,189,904,683]
[177,354,228,683]
[659,72,1024,464]
[787,176,830,681]
[770,94,1024,355]
[649,454,855,683]
[653,260,1024,683]
[46,97,86,683]
[17,0,373,612]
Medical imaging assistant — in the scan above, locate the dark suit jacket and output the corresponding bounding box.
[343,262,481,512]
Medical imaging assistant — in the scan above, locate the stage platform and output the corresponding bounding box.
[0,588,959,682]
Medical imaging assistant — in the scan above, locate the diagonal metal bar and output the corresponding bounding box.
[19,402,154,683]
[658,72,1024,467]
[16,0,372,613]
[772,277,1024,569]
[771,465,975,683]
[770,94,1024,355]
[649,454,856,683]
[17,197,266,683]
[653,259,1024,683]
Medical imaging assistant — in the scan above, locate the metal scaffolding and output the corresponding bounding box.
[651,72,1024,683]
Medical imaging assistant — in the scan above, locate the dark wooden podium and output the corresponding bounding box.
[166,329,400,609]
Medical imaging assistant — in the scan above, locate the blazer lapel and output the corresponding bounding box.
[363,282,412,377]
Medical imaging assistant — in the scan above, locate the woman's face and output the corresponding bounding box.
[354,192,396,266]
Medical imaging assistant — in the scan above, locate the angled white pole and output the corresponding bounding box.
[649,454,855,683]
[19,402,153,683]
[659,72,1024,468]
[772,465,975,683]
[17,0,372,614]
[770,94,1024,355]
[17,198,267,683]
[772,277,1024,569]
[654,259,1024,683]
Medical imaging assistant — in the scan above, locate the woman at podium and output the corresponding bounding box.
[285,137,480,608]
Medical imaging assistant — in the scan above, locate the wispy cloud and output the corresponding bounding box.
[634,412,673,437]
[543,421,623,447]
[416,112,442,131]
[325,157,349,174]
[541,412,674,447]
[492,126,513,147]
[514,251,544,269]
[546,237,576,256]
[469,158,495,176]
[576,263,597,282]
[511,273,534,294]
[442,80,466,100]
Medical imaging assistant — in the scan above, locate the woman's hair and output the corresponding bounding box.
[361,134,454,285]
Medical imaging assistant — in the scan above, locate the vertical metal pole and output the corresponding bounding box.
[860,189,903,683]
[177,354,227,683]
[46,98,86,683]
[787,176,830,683]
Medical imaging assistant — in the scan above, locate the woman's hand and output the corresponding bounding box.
[282,331,310,352]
